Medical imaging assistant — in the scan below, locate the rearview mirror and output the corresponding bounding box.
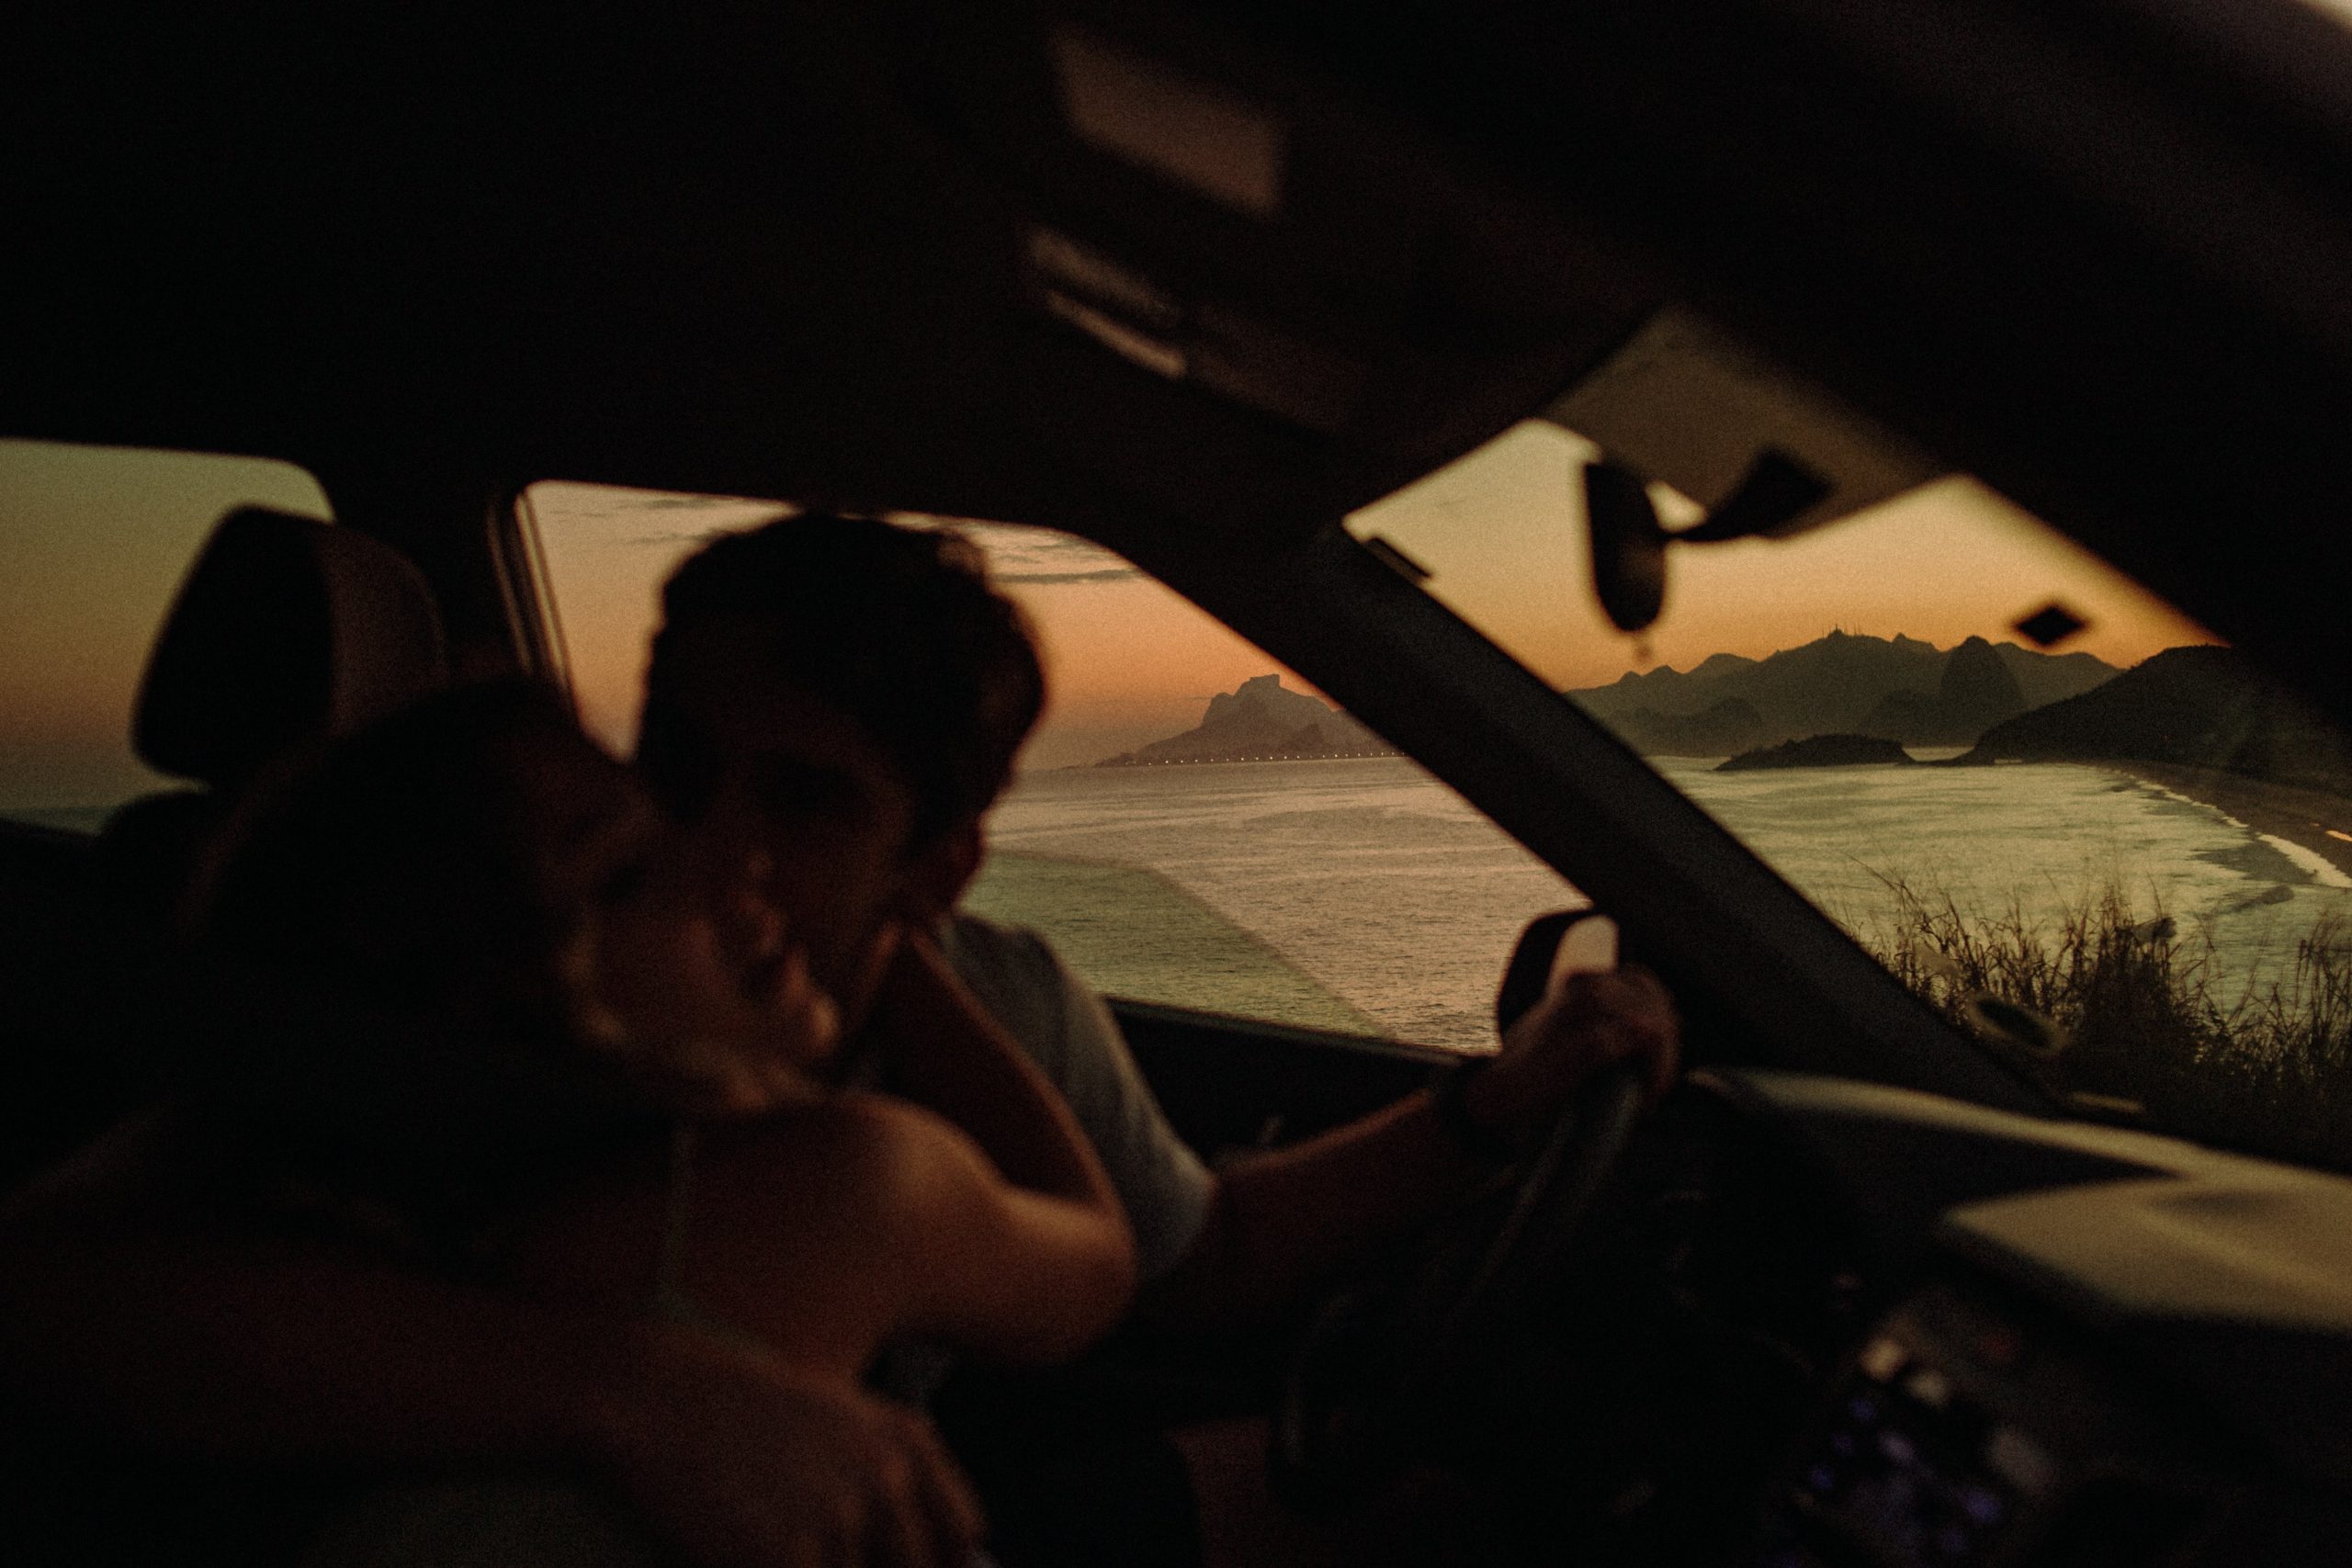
[1548,306,1941,634]
[1581,462,1668,634]
[1579,451,1835,634]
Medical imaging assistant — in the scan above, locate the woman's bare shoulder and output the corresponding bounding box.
[693,1091,982,1215]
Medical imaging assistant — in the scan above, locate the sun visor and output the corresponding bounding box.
[1544,307,1943,537]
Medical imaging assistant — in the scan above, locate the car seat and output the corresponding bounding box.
[3,508,447,1181]
[0,507,456,1567]
[105,505,449,924]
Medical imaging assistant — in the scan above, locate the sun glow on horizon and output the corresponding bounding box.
[0,429,2241,823]
[1343,422,2217,694]
[524,487,1321,773]
[526,438,2221,780]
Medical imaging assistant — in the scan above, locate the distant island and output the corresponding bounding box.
[1095,673,1399,767]
[1569,630,2117,756]
[1718,734,1915,772]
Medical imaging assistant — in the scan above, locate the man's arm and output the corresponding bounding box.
[865,932,1133,1224]
[1137,967,1679,1333]
[668,1092,1137,1370]
[0,1111,982,1568]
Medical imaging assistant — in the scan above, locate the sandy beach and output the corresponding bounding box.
[2114,762,2352,883]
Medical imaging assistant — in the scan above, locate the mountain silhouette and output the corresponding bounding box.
[1571,631,2114,755]
[1626,697,1768,757]
[1098,673,1396,766]
[1961,646,2352,792]
[1854,636,2029,745]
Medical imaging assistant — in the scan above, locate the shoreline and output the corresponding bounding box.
[2109,761,2352,884]
[1086,750,1402,770]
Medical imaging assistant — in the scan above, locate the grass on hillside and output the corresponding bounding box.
[1852,875,2352,1167]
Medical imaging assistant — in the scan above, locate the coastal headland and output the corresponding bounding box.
[1096,673,1397,767]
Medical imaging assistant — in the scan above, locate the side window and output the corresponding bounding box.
[0,440,332,832]
[524,484,1579,1049]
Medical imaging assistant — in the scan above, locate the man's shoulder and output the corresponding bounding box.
[938,910,1065,985]
[937,911,1091,1055]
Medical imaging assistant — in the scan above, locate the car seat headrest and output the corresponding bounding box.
[133,507,449,785]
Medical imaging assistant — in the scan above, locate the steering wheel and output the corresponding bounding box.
[1271,913,1652,1510]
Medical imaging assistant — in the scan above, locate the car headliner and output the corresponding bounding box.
[6,0,2349,712]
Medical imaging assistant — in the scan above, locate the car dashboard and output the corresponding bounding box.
[1654,1069,2352,1568]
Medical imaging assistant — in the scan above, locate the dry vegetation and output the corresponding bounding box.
[1855,876,2352,1166]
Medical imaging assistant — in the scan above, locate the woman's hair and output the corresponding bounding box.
[189,680,646,1201]
[198,680,609,1040]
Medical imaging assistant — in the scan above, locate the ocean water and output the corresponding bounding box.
[25,756,2339,1054]
[968,756,2352,1050]
[971,759,1580,1048]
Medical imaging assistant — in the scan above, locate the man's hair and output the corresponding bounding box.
[638,513,1046,842]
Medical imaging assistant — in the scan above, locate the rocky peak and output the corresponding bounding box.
[1939,635,2028,731]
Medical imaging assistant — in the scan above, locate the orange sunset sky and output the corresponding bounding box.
[530,420,2211,773]
[3,423,2213,807]
[0,441,333,812]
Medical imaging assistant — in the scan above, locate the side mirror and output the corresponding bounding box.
[1495,910,1620,1034]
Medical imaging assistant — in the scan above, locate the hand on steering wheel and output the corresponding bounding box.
[1272,913,1678,1509]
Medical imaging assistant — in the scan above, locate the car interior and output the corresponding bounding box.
[9,2,2352,1564]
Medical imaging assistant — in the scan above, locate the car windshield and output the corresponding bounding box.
[1349,420,2352,1165]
